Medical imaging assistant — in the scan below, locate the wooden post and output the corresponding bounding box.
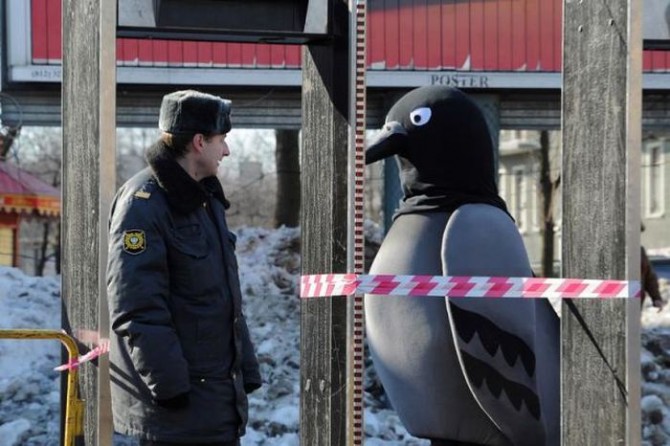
[561,0,641,444]
[300,0,351,444]
[61,0,116,444]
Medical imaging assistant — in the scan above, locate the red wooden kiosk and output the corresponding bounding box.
[0,161,60,266]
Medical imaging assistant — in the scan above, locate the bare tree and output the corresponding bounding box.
[274,129,300,228]
[539,130,561,277]
[116,127,155,186]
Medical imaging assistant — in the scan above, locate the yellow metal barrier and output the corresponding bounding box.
[0,329,84,446]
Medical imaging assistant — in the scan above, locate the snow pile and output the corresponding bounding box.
[0,228,669,445]
[641,278,670,445]
[0,270,62,446]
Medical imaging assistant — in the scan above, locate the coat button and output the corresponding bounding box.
[231,371,237,379]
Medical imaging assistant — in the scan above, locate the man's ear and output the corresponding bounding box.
[191,133,206,153]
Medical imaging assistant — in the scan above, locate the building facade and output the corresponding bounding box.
[498,130,670,272]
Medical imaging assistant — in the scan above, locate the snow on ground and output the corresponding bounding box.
[0,227,669,445]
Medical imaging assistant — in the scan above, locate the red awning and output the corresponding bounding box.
[0,162,60,217]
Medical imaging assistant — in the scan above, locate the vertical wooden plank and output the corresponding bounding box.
[270,44,286,68]
[167,40,182,66]
[138,40,153,66]
[256,43,272,67]
[115,39,124,65]
[227,42,242,67]
[285,46,301,68]
[153,40,169,67]
[47,0,62,62]
[196,42,212,67]
[511,0,526,70]
[441,0,457,68]
[368,1,385,68]
[426,3,441,69]
[539,0,554,71]
[526,0,539,70]
[97,2,116,443]
[561,0,641,444]
[651,50,667,71]
[643,50,652,71]
[483,0,498,69]
[497,0,513,71]
[300,0,350,444]
[384,0,400,69]
[123,39,139,66]
[398,0,414,70]
[470,0,485,70]
[454,0,469,68]
[553,0,561,71]
[241,43,256,67]
[31,0,48,63]
[212,42,227,67]
[182,41,198,67]
[412,0,427,69]
[61,0,115,444]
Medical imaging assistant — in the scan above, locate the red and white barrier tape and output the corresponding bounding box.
[54,339,110,372]
[301,274,641,299]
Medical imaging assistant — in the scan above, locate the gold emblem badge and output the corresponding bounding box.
[123,230,146,255]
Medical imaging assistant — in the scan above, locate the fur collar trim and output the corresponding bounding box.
[145,140,230,214]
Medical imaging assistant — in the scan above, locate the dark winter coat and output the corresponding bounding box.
[641,246,663,307]
[106,140,262,443]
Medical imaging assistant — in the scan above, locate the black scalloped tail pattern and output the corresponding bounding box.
[450,303,536,377]
[461,351,541,420]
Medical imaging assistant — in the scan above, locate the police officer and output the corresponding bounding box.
[107,90,262,446]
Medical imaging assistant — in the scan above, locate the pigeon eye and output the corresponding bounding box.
[409,107,432,126]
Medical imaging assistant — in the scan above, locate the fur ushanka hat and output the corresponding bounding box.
[159,90,232,135]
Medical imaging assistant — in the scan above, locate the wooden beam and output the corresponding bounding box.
[299,1,351,444]
[561,0,641,444]
[61,0,116,444]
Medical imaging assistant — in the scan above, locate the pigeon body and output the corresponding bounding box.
[365,86,559,446]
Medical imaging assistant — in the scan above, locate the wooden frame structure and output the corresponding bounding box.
[60,0,643,444]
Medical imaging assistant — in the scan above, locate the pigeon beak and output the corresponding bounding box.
[365,121,408,165]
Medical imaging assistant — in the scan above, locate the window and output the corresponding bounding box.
[531,163,540,232]
[511,166,527,232]
[498,168,507,202]
[645,141,665,217]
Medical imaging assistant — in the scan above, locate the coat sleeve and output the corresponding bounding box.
[239,313,262,393]
[107,195,190,401]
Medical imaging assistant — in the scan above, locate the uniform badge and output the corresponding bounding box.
[123,230,146,255]
[134,190,151,199]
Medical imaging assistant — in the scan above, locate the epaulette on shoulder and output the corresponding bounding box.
[133,190,151,200]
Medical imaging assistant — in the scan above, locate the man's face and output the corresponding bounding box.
[199,133,230,177]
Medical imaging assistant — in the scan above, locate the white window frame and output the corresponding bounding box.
[645,140,665,218]
[511,165,527,233]
[530,162,540,232]
[498,167,507,202]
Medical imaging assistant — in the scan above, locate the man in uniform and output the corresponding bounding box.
[107,90,262,446]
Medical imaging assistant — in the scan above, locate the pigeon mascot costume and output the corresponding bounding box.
[365,86,559,446]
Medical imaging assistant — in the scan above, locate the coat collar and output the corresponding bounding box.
[145,140,230,214]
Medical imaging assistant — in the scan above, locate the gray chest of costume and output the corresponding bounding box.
[365,204,559,446]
